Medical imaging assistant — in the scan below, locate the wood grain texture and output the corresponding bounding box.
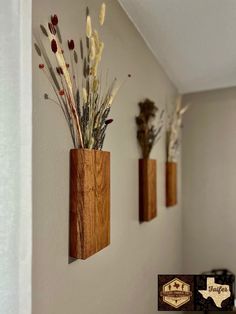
[139,159,157,222]
[69,149,110,259]
[166,162,177,207]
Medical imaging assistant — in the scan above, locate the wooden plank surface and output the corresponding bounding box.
[139,159,157,222]
[166,162,177,207]
[69,149,110,259]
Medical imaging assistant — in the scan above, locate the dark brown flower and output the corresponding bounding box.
[48,22,56,35]
[66,63,69,68]
[59,90,64,96]
[56,67,63,75]
[39,64,44,69]
[51,39,57,53]
[68,40,75,50]
[105,119,113,125]
[51,14,58,26]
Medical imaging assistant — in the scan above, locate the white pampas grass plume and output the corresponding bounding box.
[99,3,106,26]
[90,37,96,60]
[179,105,188,115]
[86,16,92,38]
[82,87,88,103]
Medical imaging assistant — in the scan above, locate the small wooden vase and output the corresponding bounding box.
[166,162,177,207]
[139,159,157,222]
[69,149,110,260]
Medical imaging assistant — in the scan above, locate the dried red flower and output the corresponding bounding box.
[51,39,57,53]
[56,67,63,75]
[39,64,44,69]
[48,22,56,35]
[51,14,58,26]
[68,40,75,50]
[59,90,64,96]
[105,119,114,125]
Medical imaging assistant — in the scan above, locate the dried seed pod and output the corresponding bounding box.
[48,22,56,35]
[68,39,75,50]
[80,39,84,59]
[74,50,78,63]
[51,39,57,53]
[34,43,42,56]
[56,67,63,75]
[51,14,58,26]
[105,118,113,125]
[40,24,48,37]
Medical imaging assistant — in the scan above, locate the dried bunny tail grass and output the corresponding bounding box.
[89,37,96,60]
[99,3,106,26]
[98,42,104,59]
[86,15,92,38]
[92,30,100,50]
[108,85,120,106]
[92,57,99,77]
[91,41,104,77]
[82,87,88,103]
[93,78,99,92]
[108,72,131,105]
[179,105,188,115]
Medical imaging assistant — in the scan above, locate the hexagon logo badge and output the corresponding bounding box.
[161,277,192,308]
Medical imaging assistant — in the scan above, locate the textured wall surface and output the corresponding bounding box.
[0,0,32,313]
[32,0,182,313]
[183,87,236,275]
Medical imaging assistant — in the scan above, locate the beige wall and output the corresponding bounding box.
[32,0,182,313]
[182,87,236,274]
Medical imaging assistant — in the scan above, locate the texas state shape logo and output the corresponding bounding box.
[198,277,231,308]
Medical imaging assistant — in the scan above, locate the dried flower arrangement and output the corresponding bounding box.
[136,99,164,159]
[34,3,121,150]
[166,96,188,162]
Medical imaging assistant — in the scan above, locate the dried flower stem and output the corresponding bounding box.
[35,5,123,150]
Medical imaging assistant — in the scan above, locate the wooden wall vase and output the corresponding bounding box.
[166,162,177,207]
[69,149,110,260]
[139,159,157,222]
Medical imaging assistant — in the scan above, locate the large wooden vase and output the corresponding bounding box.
[69,149,110,260]
[139,159,157,222]
[166,161,177,207]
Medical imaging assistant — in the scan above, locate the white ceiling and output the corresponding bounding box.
[118,0,236,94]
